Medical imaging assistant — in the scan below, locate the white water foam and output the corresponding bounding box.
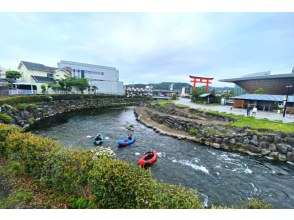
[231,165,252,174]
[201,193,209,208]
[179,160,209,175]
[157,152,166,158]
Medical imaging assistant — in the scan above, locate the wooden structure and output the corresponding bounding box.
[189,75,214,92]
[233,100,244,108]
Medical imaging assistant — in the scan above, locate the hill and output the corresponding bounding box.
[126,82,234,93]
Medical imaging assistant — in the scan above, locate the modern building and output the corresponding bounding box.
[232,94,294,113]
[219,69,294,95]
[57,60,124,95]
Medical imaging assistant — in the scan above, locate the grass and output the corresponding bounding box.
[150,100,173,107]
[199,109,294,133]
[174,103,189,109]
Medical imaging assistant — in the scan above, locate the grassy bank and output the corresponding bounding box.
[151,100,294,133]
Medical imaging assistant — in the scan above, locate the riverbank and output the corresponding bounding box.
[0,94,149,130]
[134,104,294,163]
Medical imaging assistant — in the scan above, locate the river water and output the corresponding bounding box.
[30,107,294,208]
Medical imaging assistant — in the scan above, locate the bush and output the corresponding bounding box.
[0,113,13,124]
[5,132,61,177]
[88,157,202,208]
[40,148,93,195]
[0,124,23,158]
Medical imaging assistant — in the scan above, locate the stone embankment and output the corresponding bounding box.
[134,104,294,163]
[1,97,146,130]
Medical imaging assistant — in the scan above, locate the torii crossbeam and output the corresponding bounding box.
[189,75,214,92]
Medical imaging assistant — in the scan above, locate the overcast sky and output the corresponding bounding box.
[0,12,293,87]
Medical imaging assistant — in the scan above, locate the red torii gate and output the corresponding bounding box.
[189,75,214,92]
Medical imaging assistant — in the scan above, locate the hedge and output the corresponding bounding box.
[0,124,203,209]
[0,94,150,106]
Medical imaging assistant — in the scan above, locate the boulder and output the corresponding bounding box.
[269,143,276,151]
[212,143,221,148]
[261,149,271,156]
[286,152,294,162]
[245,144,261,154]
[259,141,269,149]
[274,135,282,144]
[250,135,259,146]
[282,138,294,146]
[276,144,290,154]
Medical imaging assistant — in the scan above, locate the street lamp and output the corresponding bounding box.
[283,84,293,117]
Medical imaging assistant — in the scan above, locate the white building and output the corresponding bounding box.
[57,60,124,95]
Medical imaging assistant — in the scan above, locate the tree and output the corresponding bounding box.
[56,75,76,93]
[190,87,204,102]
[254,88,264,94]
[41,84,47,94]
[5,70,21,83]
[92,86,98,95]
[73,78,89,94]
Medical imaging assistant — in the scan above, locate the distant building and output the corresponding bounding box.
[181,87,190,98]
[219,69,294,95]
[57,60,124,95]
[232,94,294,113]
[0,66,6,79]
[16,61,73,94]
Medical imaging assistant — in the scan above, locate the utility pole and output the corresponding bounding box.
[283,84,293,117]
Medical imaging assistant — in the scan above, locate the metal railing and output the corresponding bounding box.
[9,89,37,95]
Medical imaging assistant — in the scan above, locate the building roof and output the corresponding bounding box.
[233,94,294,103]
[20,61,57,72]
[200,93,215,98]
[219,73,294,83]
[31,75,55,83]
[58,60,117,71]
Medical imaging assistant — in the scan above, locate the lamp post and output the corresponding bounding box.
[283,84,293,117]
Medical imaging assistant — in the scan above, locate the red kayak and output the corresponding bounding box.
[138,149,158,167]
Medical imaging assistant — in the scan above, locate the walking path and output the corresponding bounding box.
[174,98,294,123]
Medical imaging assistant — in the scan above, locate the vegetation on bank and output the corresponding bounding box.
[151,100,294,133]
[201,109,294,133]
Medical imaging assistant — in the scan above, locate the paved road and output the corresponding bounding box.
[174,98,294,123]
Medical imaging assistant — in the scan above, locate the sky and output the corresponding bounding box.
[0,12,294,87]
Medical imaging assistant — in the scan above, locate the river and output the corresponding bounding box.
[30,107,294,208]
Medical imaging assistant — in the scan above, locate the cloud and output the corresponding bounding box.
[0,12,293,87]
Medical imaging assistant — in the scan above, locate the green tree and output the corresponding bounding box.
[92,86,98,95]
[254,88,264,94]
[41,84,47,94]
[73,78,89,94]
[191,87,204,102]
[56,76,76,94]
[5,71,22,88]
[5,70,21,81]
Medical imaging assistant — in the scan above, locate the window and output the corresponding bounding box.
[81,70,85,78]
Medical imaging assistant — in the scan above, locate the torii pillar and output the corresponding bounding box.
[189,75,214,92]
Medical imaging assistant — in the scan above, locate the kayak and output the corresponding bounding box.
[93,133,104,146]
[117,135,136,147]
[138,150,158,167]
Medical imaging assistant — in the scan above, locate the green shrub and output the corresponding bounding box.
[5,132,61,177]
[0,113,13,124]
[188,128,198,135]
[88,157,202,208]
[0,124,23,158]
[40,148,93,195]
[243,198,273,209]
